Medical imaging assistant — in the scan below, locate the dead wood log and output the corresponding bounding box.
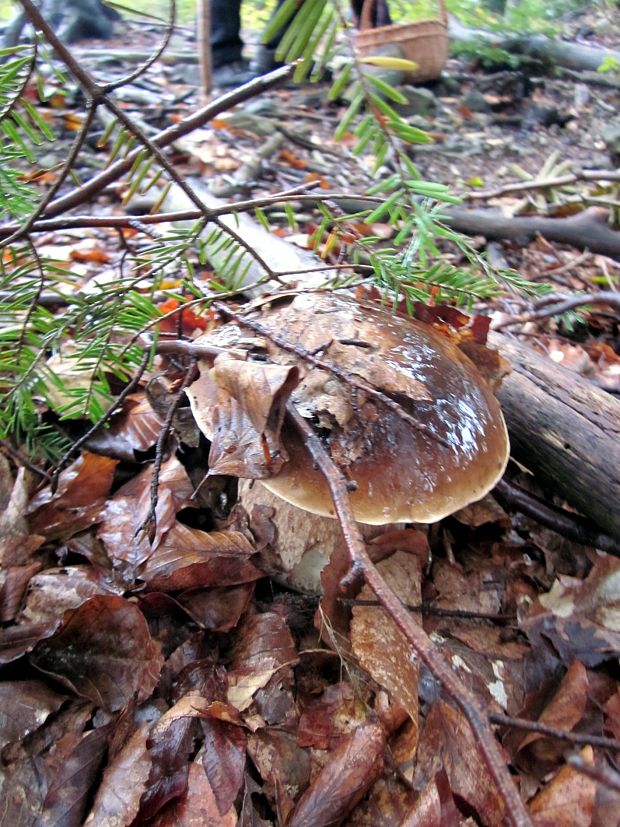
[448,17,620,73]
[489,331,620,543]
[443,206,620,260]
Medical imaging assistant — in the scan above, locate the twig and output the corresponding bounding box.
[0,187,372,238]
[339,597,517,624]
[464,169,620,201]
[287,404,533,827]
[214,301,450,449]
[490,713,620,754]
[566,755,620,793]
[137,357,198,539]
[494,478,620,557]
[492,291,620,330]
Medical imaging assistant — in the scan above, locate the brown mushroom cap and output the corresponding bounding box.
[189,292,510,525]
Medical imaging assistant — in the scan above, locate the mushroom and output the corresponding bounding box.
[186,292,510,591]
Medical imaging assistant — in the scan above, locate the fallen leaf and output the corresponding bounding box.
[84,724,152,826]
[139,692,210,821]
[98,455,195,570]
[414,701,507,827]
[518,660,588,766]
[529,745,596,826]
[351,551,422,743]
[20,565,123,626]
[227,611,298,712]
[521,555,620,666]
[42,725,110,827]
[139,523,262,592]
[30,595,163,711]
[28,453,117,541]
[201,717,247,816]
[0,680,66,751]
[0,460,45,566]
[287,723,385,827]
[151,761,237,826]
[0,562,43,622]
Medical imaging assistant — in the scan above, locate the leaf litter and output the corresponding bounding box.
[2,7,620,825]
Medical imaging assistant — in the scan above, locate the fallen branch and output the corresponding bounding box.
[464,169,620,202]
[443,206,620,260]
[495,478,620,557]
[287,404,534,827]
[490,713,620,754]
[489,331,620,543]
[493,291,620,330]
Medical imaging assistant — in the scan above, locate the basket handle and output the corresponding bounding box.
[360,0,448,32]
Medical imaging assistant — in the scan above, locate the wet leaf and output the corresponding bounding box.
[529,746,596,826]
[109,392,164,451]
[28,453,117,541]
[151,761,237,826]
[84,724,151,826]
[227,611,298,713]
[287,723,385,827]
[20,565,123,626]
[351,551,423,741]
[139,692,210,820]
[414,701,507,827]
[0,680,66,751]
[30,595,163,711]
[98,456,195,570]
[41,725,110,827]
[139,523,262,592]
[201,717,247,816]
[178,583,255,631]
[0,621,57,665]
[0,562,43,622]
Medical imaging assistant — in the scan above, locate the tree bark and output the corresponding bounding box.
[490,331,620,542]
[443,206,620,261]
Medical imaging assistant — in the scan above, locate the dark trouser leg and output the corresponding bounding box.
[211,0,243,68]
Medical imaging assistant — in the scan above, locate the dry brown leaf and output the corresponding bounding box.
[28,453,117,541]
[522,555,620,667]
[351,550,423,742]
[519,659,588,756]
[139,523,262,592]
[0,460,45,566]
[287,723,385,827]
[529,745,596,826]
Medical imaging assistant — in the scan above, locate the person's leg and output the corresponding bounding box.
[211,0,243,68]
[253,0,309,74]
[350,0,392,27]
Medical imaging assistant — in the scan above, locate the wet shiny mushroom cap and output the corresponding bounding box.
[189,292,510,525]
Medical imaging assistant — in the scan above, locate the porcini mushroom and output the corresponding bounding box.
[186,292,510,590]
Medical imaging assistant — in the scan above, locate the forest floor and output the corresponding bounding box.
[1,5,620,826]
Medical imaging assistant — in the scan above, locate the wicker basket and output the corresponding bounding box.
[356,0,449,83]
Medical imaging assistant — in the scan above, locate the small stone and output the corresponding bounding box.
[394,85,437,117]
[462,89,491,113]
